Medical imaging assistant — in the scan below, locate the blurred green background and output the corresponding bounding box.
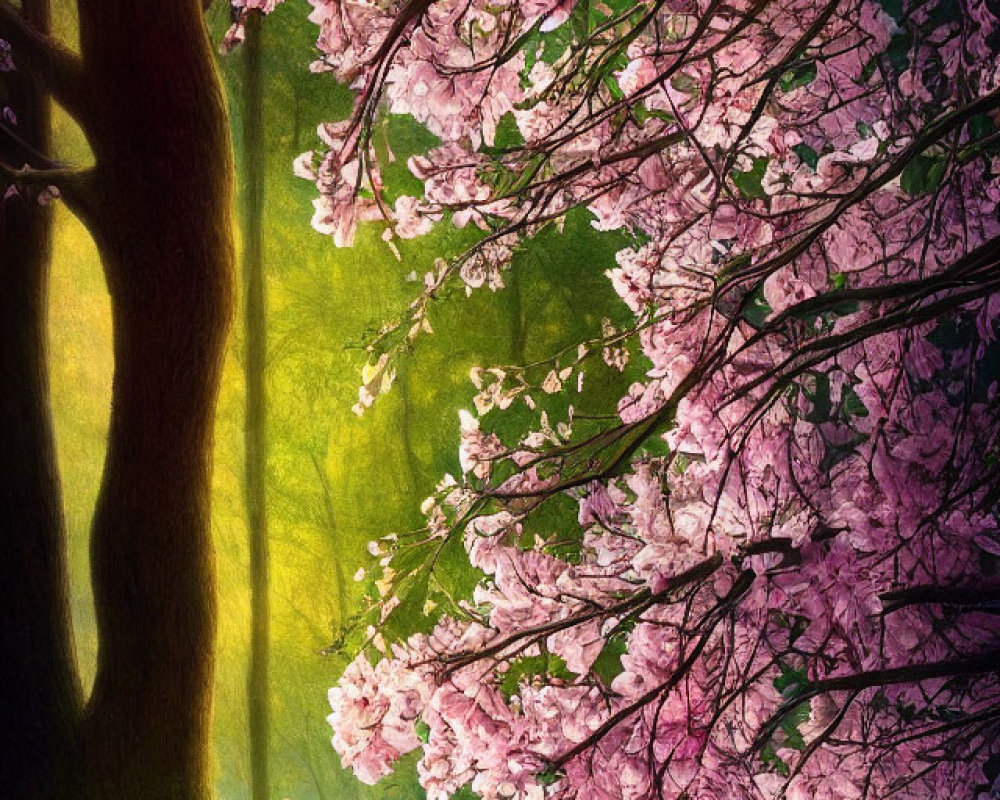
[46,1,632,797]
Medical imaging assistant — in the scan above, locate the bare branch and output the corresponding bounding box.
[0,117,55,169]
[1,161,97,223]
[880,584,1000,615]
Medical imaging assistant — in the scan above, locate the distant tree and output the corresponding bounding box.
[301,0,1000,798]
[1,0,234,796]
[224,2,282,798]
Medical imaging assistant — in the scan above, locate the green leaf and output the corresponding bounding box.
[801,373,832,423]
[537,768,564,787]
[415,718,431,743]
[571,0,591,39]
[884,31,913,72]
[792,143,819,171]
[769,664,812,752]
[839,385,869,419]
[669,72,700,96]
[780,701,810,750]
[499,655,574,700]
[637,433,671,459]
[779,62,817,92]
[603,75,625,101]
[731,157,769,200]
[491,112,525,151]
[875,0,903,19]
[760,743,791,776]
[592,636,629,685]
[435,525,488,603]
[774,663,809,696]
[900,153,947,197]
[388,538,435,580]
[741,285,773,329]
[824,298,860,318]
[379,570,432,642]
[521,493,584,560]
[449,785,481,800]
[788,614,810,646]
[819,430,869,473]
[967,113,996,143]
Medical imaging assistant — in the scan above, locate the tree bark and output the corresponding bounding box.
[0,0,81,795]
[73,1,234,796]
[241,9,271,800]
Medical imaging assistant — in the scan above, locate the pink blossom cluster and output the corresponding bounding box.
[0,38,13,72]
[298,0,579,247]
[315,0,1000,796]
[221,0,285,53]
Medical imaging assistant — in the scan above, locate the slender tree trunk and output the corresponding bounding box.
[74,1,234,796]
[506,265,526,365]
[0,0,81,795]
[311,452,346,631]
[501,260,528,366]
[396,366,422,494]
[241,10,271,800]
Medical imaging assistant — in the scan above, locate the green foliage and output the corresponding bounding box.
[900,153,947,197]
[741,285,774,328]
[591,635,629,685]
[773,663,809,696]
[769,664,811,753]
[499,654,575,700]
[520,493,585,557]
[874,0,903,20]
[637,434,671,459]
[731,157,770,200]
[967,113,996,143]
[779,62,817,92]
[792,143,819,171]
[883,30,913,72]
[760,743,791,777]
[488,112,526,152]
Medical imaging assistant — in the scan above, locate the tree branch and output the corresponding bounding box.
[0,0,87,123]
[1,161,96,224]
[752,649,1000,753]
[880,584,1000,614]
[0,117,56,169]
[550,568,756,770]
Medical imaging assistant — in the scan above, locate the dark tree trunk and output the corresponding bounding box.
[74,1,234,796]
[241,10,271,800]
[505,265,526,365]
[0,0,81,795]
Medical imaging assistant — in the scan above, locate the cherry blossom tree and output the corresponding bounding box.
[303,0,1000,798]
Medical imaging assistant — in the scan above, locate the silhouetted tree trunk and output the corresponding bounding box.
[79,2,233,796]
[0,0,81,795]
[1,0,234,796]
